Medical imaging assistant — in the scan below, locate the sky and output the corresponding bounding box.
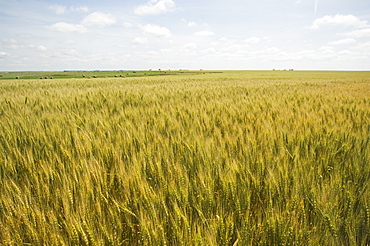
[1,0,370,71]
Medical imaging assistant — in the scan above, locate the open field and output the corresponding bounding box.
[0,70,209,80]
[0,71,369,245]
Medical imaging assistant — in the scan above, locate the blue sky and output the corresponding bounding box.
[1,0,370,71]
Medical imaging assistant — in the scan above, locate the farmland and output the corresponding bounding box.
[0,70,206,80]
[0,70,369,245]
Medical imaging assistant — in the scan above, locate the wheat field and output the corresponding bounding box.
[0,71,369,245]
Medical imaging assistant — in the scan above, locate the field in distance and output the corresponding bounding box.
[0,70,369,245]
[0,70,214,80]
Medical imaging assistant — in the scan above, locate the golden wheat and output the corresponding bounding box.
[0,71,369,245]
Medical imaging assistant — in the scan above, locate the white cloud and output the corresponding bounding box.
[49,5,88,15]
[134,0,176,15]
[195,30,215,37]
[133,37,148,44]
[244,37,261,44]
[202,47,216,54]
[147,51,159,56]
[253,47,281,57]
[140,24,171,38]
[81,12,116,27]
[57,49,83,61]
[17,33,33,39]
[37,45,47,51]
[310,14,369,29]
[0,51,9,57]
[122,22,134,28]
[2,39,20,49]
[337,50,354,57]
[351,41,370,51]
[340,28,370,38]
[198,23,210,28]
[216,38,235,45]
[188,21,197,27]
[70,6,89,12]
[328,38,356,46]
[183,43,197,49]
[49,5,67,15]
[48,22,88,33]
[1,39,47,51]
[320,46,334,54]
[65,39,75,44]
[222,44,247,53]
